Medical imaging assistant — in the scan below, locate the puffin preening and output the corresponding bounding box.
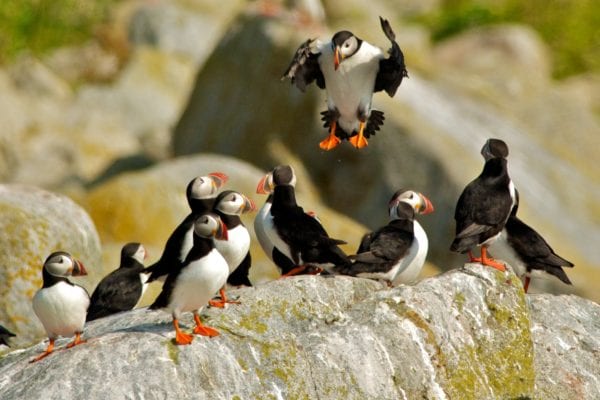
[283,17,408,150]
[31,252,90,362]
[149,213,229,345]
[335,189,434,286]
[450,139,517,271]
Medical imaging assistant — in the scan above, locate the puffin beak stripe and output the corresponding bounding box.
[256,174,272,194]
[215,220,228,241]
[419,194,434,215]
[244,196,257,212]
[72,260,88,277]
[334,47,341,71]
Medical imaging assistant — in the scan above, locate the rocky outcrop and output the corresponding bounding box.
[0,185,102,347]
[0,263,598,399]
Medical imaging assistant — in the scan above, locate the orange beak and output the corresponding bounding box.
[256,173,273,195]
[208,172,228,189]
[334,47,341,71]
[215,219,228,241]
[419,194,434,215]
[72,260,88,276]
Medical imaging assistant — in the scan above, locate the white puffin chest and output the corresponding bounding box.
[32,281,89,338]
[170,249,229,313]
[255,202,274,256]
[319,42,383,130]
[215,225,251,273]
[392,221,429,286]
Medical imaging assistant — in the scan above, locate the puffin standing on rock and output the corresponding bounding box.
[488,207,574,292]
[144,172,228,282]
[31,252,90,362]
[335,189,434,286]
[150,214,229,345]
[209,190,256,308]
[450,139,517,271]
[256,165,350,276]
[86,243,149,321]
[283,17,408,150]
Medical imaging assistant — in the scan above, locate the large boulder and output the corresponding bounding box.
[1,263,598,399]
[0,185,102,347]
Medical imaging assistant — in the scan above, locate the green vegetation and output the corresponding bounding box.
[0,0,117,63]
[416,0,600,79]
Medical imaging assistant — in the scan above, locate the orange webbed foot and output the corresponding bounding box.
[279,265,308,278]
[193,313,219,337]
[480,247,506,272]
[349,133,368,149]
[319,134,341,151]
[174,331,194,345]
[30,339,55,363]
[66,332,86,348]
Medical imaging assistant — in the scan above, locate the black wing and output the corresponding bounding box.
[87,268,143,321]
[282,39,325,92]
[374,17,408,97]
[227,252,252,287]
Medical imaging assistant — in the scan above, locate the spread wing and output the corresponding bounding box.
[374,17,408,97]
[282,39,325,92]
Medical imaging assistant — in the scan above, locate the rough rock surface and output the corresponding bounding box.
[1,263,597,399]
[0,185,102,347]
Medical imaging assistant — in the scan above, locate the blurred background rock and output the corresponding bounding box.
[0,0,598,346]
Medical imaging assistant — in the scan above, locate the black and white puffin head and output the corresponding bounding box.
[186,172,229,207]
[214,190,256,216]
[388,189,434,219]
[331,31,362,70]
[194,213,228,241]
[257,165,296,193]
[121,242,146,266]
[44,251,87,278]
[481,138,509,161]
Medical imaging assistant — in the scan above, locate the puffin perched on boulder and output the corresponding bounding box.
[283,17,408,150]
[31,252,89,362]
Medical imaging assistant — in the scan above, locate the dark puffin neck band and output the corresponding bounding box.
[216,211,242,228]
[188,197,214,213]
[42,267,72,288]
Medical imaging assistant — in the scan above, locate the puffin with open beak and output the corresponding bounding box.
[283,17,408,150]
[335,189,434,286]
[31,252,90,362]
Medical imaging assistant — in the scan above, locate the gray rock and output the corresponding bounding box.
[529,294,600,398]
[2,263,598,399]
[0,184,102,348]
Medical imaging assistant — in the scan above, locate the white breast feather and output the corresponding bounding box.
[32,282,89,338]
[215,225,251,273]
[392,221,428,286]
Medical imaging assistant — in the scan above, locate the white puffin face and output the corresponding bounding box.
[44,252,86,277]
[189,176,219,200]
[215,191,255,216]
[194,214,227,240]
[132,244,146,264]
[339,36,359,58]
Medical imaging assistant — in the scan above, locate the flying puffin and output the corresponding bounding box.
[450,139,517,271]
[335,189,434,286]
[283,17,408,150]
[256,165,350,276]
[149,213,229,345]
[31,251,90,362]
[86,243,149,321]
[209,190,256,308]
[144,172,228,282]
[488,206,574,292]
[0,325,15,347]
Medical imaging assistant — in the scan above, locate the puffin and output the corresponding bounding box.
[31,251,90,362]
[0,325,15,347]
[488,206,574,292]
[450,139,517,271]
[209,190,256,308]
[335,189,434,286]
[86,243,149,321]
[256,165,350,276]
[144,172,228,282]
[283,17,408,150]
[149,213,229,345]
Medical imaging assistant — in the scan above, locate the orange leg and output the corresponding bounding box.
[349,121,368,149]
[193,313,220,337]
[319,120,341,150]
[66,332,86,348]
[480,246,506,272]
[523,276,531,293]
[30,338,55,363]
[173,318,193,345]
[468,250,482,263]
[279,265,308,278]
[209,288,241,308]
